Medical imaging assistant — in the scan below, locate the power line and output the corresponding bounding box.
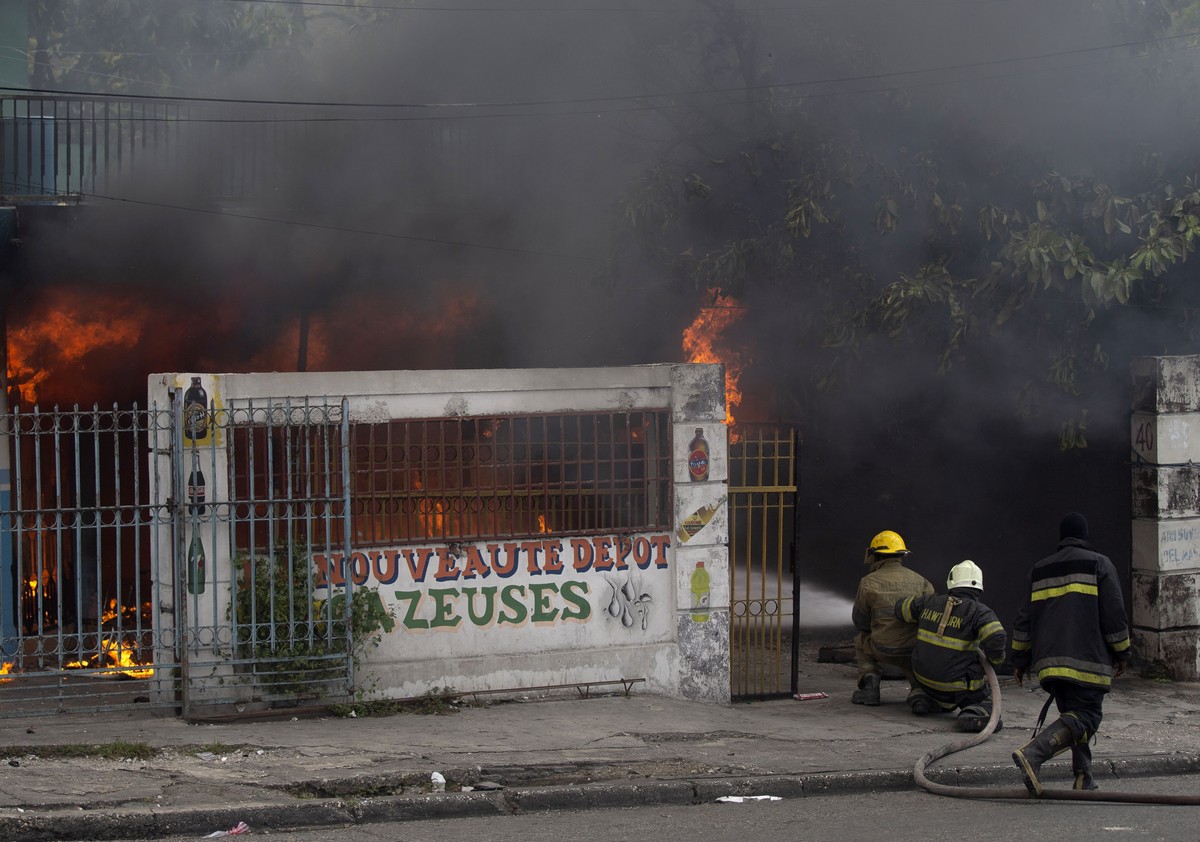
[210,0,868,12]
[213,0,1068,10]
[5,27,1200,112]
[85,192,607,263]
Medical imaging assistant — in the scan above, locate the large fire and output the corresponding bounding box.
[682,287,746,427]
[6,287,145,405]
[5,283,485,408]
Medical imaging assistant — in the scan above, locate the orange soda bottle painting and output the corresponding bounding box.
[688,427,709,481]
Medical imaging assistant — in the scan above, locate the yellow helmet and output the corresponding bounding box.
[867,530,909,557]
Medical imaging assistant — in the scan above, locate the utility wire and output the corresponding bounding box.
[5,27,1200,111]
[2,35,1192,129]
[85,192,607,264]
[213,0,1071,10]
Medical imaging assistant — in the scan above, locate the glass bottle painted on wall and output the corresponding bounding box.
[687,427,709,481]
[184,377,208,442]
[187,526,206,595]
[187,449,206,515]
[677,494,727,543]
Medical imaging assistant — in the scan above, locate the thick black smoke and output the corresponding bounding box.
[15,1,1195,629]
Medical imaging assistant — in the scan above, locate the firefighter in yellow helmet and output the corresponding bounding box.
[850,530,934,706]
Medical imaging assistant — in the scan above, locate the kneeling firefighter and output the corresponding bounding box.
[895,560,1007,732]
[850,530,934,706]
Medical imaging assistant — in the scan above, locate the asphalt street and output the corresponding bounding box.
[2,640,1200,841]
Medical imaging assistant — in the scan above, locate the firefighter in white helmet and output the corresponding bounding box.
[895,560,1008,732]
[850,530,934,706]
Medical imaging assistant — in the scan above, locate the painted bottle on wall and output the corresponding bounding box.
[677,494,727,543]
[690,561,711,622]
[687,427,709,481]
[187,449,206,515]
[187,526,206,595]
[184,376,208,442]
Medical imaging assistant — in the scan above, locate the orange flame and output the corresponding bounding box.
[0,661,12,682]
[682,288,746,427]
[97,638,154,679]
[417,498,447,538]
[7,288,144,404]
[101,598,118,626]
[64,637,154,678]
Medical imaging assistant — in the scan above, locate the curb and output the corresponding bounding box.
[4,755,1200,841]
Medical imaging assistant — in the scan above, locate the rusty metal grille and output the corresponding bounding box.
[729,425,799,700]
[212,399,353,711]
[227,403,345,554]
[346,411,671,544]
[0,404,164,714]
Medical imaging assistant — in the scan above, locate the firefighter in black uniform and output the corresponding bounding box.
[1010,512,1131,794]
[895,560,1007,732]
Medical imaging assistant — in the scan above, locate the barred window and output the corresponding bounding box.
[349,411,671,544]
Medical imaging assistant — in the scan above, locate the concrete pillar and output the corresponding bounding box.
[670,363,731,703]
[1131,354,1200,679]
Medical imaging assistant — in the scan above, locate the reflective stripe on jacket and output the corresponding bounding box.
[1011,538,1131,691]
[896,589,1007,696]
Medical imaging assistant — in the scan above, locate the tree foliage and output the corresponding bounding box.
[612,0,1200,449]
[25,0,381,94]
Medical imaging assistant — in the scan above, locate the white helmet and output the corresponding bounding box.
[947,560,983,591]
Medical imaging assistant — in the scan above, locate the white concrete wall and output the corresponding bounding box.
[148,364,731,704]
[1131,355,1200,679]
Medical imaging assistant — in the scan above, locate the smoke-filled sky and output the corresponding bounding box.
[9,0,1197,624]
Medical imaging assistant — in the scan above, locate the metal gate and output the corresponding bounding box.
[728,425,799,700]
[0,394,354,717]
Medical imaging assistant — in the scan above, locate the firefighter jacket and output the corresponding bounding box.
[852,557,933,657]
[1010,537,1131,691]
[896,588,1007,700]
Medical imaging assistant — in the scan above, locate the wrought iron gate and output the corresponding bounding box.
[0,394,354,718]
[728,425,799,700]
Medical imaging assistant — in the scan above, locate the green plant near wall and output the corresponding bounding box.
[228,543,395,696]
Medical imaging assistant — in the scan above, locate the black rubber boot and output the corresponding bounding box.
[956,705,1001,733]
[907,688,934,715]
[851,674,881,706]
[1012,719,1075,795]
[1072,742,1099,791]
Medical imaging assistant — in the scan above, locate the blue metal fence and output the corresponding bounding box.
[0,396,354,717]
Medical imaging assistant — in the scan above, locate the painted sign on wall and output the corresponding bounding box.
[314,531,674,659]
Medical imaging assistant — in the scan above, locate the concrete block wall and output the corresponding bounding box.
[1131,354,1200,679]
[150,364,732,706]
[669,364,731,703]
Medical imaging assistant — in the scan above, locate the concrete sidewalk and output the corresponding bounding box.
[2,648,1200,841]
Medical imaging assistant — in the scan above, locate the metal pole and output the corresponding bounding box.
[340,397,353,692]
[789,426,801,698]
[172,388,191,716]
[0,207,18,656]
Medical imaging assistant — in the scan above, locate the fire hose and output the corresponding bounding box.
[913,651,1200,803]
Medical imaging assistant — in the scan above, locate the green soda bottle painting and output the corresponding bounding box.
[187,526,206,595]
[690,561,710,622]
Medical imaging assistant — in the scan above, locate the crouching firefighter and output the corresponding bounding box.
[850,530,933,706]
[895,560,1007,732]
[1010,512,1131,794]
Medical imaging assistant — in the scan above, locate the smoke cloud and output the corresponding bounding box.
[12,1,1192,626]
